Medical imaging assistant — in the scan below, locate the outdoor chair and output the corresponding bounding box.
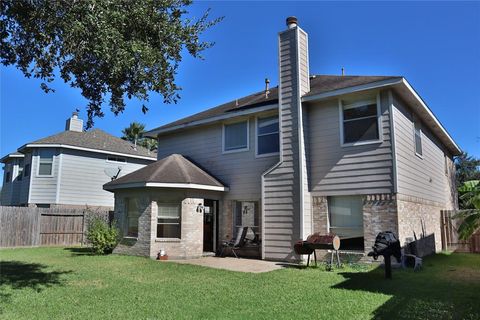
[219,227,248,258]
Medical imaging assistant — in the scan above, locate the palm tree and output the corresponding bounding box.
[456,180,480,240]
[121,122,157,151]
[121,122,146,147]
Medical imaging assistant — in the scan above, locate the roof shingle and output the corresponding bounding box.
[22,129,156,159]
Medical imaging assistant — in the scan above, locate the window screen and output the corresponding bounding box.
[157,204,181,238]
[224,121,248,151]
[257,116,279,155]
[342,102,379,144]
[328,196,363,239]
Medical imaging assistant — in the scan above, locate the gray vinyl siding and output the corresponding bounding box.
[18,153,32,204]
[156,115,279,201]
[29,148,60,204]
[308,90,394,195]
[263,27,309,261]
[58,149,152,207]
[392,93,449,204]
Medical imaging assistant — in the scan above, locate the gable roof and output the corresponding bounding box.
[19,129,156,160]
[103,154,227,191]
[145,75,400,136]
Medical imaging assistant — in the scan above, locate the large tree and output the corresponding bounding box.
[1,0,221,128]
[455,152,480,188]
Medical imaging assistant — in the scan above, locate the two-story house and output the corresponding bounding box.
[104,17,460,261]
[1,113,156,208]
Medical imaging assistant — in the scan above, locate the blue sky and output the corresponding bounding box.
[1,1,479,180]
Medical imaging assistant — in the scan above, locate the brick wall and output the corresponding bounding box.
[396,194,445,252]
[362,194,398,250]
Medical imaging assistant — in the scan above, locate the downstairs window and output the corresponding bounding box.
[328,196,364,250]
[157,204,181,239]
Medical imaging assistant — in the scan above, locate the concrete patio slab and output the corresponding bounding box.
[167,257,284,273]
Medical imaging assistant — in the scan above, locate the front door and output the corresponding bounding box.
[203,200,217,252]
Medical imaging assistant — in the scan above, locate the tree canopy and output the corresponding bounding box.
[1,0,221,128]
[455,152,480,188]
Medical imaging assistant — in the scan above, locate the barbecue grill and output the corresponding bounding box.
[294,233,341,267]
[368,231,402,279]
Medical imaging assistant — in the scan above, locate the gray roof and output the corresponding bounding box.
[0,152,24,163]
[21,129,156,159]
[104,154,226,191]
[145,75,400,135]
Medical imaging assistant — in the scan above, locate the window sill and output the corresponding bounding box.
[415,152,424,159]
[255,152,279,159]
[155,238,181,243]
[341,139,382,148]
[123,236,138,240]
[222,147,249,155]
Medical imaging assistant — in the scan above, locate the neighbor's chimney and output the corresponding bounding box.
[65,111,84,132]
[265,78,270,98]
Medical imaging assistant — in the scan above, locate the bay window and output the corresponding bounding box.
[125,198,140,237]
[38,149,54,176]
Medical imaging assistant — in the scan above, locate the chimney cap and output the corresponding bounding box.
[286,16,298,28]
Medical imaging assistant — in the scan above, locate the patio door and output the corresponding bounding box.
[203,199,218,252]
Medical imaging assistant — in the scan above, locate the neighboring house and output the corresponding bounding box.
[104,17,460,261]
[1,113,156,208]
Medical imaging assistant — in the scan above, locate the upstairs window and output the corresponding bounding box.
[341,99,380,145]
[223,120,249,152]
[38,149,54,176]
[5,171,11,183]
[17,159,24,181]
[257,116,279,156]
[414,118,423,156]
[157,204,181,239]
[24,163,31,177]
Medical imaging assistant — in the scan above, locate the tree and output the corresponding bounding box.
[455,152,480,188]
[1,0,222,128]
[121,121,157,151]
[456,180,480,240]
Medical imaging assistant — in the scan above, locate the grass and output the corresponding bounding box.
[0,247,479,320]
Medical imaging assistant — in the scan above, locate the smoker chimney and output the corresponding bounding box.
[286,16,298,29]
[265,78,270,98]
[65,111,84,132]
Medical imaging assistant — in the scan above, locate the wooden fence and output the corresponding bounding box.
[441,209,480,253]
[0,206,111,248]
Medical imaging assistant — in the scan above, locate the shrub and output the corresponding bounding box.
[86,217,119,255]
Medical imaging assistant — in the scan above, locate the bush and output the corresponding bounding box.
[86,217,119,255]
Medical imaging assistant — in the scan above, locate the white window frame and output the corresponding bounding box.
[156,203,182,240]
[222,119,249,154]
[413,117,423,158]
[339,94,383,147]
[255,115,280,158]
[36,149,55,177]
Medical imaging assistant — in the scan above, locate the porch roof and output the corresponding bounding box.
[103,154,228,192]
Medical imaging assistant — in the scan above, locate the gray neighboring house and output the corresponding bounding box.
[1,113,156,208]
[104,17,460,261]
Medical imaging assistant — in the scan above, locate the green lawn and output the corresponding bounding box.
[0,247,479,320]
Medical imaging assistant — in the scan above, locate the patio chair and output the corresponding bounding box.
[219,227,248,258]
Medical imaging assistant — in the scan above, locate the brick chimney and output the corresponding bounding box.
[65,112,83,132]
[262,17,311,261]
